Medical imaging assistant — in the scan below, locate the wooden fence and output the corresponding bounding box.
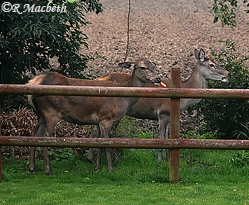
[1,67,249,183]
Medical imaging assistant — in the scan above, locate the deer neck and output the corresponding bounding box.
[123,70,146,107]
[182,65,208,89]
[127,70,145,87]
[180,65,208,110]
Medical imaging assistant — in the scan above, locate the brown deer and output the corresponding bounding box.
[95,49,229,161]
[27,58,161,174]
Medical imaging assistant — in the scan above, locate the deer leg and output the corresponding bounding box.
[96,147,114,172]
[88,126,99,163]
[111,149,119,162]
[96,148,102,171]
[41,117,60,175]
[165,123,170,162]
[96,149,114,173]
[109,121,121,169]
[98,121,114,172]
[29,117,45,172]
[158,117,164,161]
[29,147,36,172]
[42,147,53,175]
[34,113,60,175]
[158,149,163,161]
[95,126,103,171]
[88,148,95,163]
[105,148,114,172]
[158,115,169,162]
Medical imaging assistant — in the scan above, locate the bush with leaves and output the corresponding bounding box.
[191,41,249,139]
[213,0,249,28]
[0,0,102,85]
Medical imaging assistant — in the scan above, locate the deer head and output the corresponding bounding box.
[119,58,161,84]
[195,49,229,82]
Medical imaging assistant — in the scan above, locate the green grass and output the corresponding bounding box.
[1,149,249,205]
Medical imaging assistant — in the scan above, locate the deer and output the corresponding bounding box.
[27,58,162,175]
[94,49,229,162]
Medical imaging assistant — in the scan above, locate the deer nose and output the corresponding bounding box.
[151,77,162,84]
[221,77,228,82]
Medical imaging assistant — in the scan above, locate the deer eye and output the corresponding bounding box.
[140,67,146,70]
[209,63,215,68]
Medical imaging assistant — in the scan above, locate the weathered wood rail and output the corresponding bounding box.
[1,136,248,149]
[1,67,249,183]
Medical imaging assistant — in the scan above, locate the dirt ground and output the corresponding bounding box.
[82,0,249,79]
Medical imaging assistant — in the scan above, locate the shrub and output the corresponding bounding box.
[0,0,102,84]
[0,0,102,108]
[213,0,249,28]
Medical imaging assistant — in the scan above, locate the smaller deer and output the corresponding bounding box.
[95,49,229,161]
[27,58,161,174]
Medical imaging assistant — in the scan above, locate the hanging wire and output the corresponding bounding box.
[124,0,131,63]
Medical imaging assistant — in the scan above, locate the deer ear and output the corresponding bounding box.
[194,49,199,60]
[198,49,205,62]
[118,62,134,68]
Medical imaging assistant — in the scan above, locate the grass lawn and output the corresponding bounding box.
[0,149,249,205]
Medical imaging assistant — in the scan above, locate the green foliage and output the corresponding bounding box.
[213,0,238,27]
[0,0,103,84]
[115,116,138,137]
[49,148,77,162]
[213,0,249,28]
[193,40,249,139]
[244,0,249,13]
[137,131,154,139]
[115,116,154,139]
[233,123,249,139]
[229,150,249,167]
[185,130,218,139]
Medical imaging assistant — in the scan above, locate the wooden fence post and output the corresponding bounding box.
[170,67,180,183]
[0,146,2,181]
[0,121,2,181]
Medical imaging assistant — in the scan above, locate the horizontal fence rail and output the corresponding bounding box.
[0,136,249,150]
[1,84,249,99]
